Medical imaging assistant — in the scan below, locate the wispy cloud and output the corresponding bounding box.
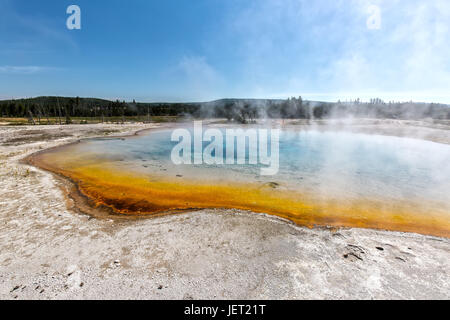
[0,65,55,74]
[221,0,450,101]
[178,56,219,83]
[168,56,225,101]
[322,0,450,94]
[0,0,78,54]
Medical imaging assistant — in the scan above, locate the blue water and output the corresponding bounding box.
[79,128,450,206]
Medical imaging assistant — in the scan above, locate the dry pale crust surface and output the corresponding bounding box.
[0,121,449,300]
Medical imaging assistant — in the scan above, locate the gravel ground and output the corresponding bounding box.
[0,121,448,300]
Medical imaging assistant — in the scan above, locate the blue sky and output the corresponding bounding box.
[0,0,449,103]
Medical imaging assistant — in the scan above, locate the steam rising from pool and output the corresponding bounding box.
[31,126,450,237]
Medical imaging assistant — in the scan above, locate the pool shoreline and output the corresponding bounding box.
[24,120,450,238]
[2,121,449,299]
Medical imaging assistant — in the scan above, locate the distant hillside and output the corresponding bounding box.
[0,96,448,122]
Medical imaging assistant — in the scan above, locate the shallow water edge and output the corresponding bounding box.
[24,122,450,238]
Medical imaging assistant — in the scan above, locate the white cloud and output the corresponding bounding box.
[318,0,450,97]
[223,0,450,102]
[173,56,225,101]
[178,56,219,84]
[0,66,52,74]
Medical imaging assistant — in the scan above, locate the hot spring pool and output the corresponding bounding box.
[30,126,450,237]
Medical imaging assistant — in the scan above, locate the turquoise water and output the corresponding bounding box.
[79,128,450,206]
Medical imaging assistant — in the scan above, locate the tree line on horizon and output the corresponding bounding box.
[0,96,448,124]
